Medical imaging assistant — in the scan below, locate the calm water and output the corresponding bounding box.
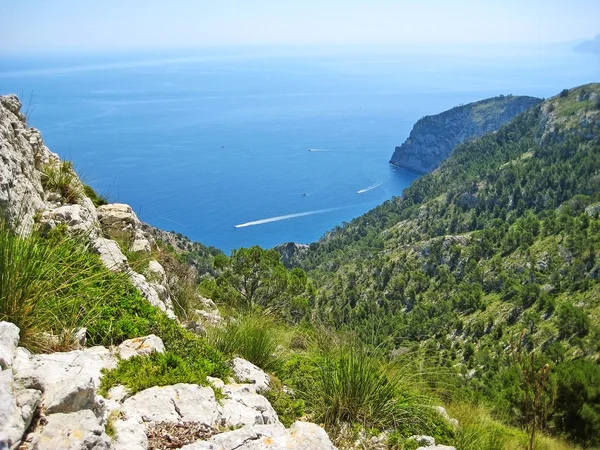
[1,46,598,252]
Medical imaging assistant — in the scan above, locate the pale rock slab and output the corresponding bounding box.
[117,335,165,361]
[434,405,459,427]
[40,198,100,238]
[97,203,151,253]
[0,369,42,449]
[30,409,112,450]
[114,384,221,449]
[0,321,20,369]
[91,237,128,272]
[181,421,337,450]
[231,358,270,393]
[12,346,116,417]
[146,260,167,285]
[221,384,279,427]
[128,271,175,318]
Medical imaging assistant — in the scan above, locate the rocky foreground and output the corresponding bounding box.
[0,319,337,450]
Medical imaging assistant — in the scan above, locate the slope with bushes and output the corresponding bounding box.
[294,83,600,447]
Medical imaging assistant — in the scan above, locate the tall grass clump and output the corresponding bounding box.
[291,339,452,438]
[41,160,82,203]
[0,218,54,347]
[0,221,116,350]
[208,312,280,371]
[310,343,422,430]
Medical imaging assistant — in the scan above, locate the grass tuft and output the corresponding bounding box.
[208,312,280,371]
[41,160,82,203]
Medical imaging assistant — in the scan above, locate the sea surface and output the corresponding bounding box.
[1,45,598,253]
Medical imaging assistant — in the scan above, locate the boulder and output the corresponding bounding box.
[128,271,175,318]
[0,369,42,449]
[221,384,280,427]
[231,358,270,393]
[117,335,165,361]
[196,309,223,326]
[434,405,459,427]
[91,237,128,272]
[97,203,151,253]
[40,198,100,237]
[30,409,112,450]
[145,260,167,285]
[181,421,337,450]
[114,384,221,449]
[0,321,20,369]
[12,346,116,417]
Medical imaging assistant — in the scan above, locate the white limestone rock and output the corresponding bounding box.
[196,309,223,326]
[128,271,175,318]
[30,409,112,450]
[40,198,100,238]
[92,237,128,272]
[131,229,151,253]
[0,95,48,235]
[117,335,165,361]
[231,358,270,393]
[181,421,337,450]
[146,260,167,285]
[97,203,151,253]
[222,384,279,427]
[12,346,116,417]
[434,405,459,427]
[114,384,221,449]
[0,321,20,369]
[0,369,42,449]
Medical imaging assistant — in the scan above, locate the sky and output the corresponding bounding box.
[1,0,600,55]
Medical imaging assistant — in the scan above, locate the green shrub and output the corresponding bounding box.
[100,350,221,395]
[41,160,82,203]
[208,312,280,371]
[292,341,449,435]
[264,376,305,427]
[83,184,108,207]
[0,221,126,351]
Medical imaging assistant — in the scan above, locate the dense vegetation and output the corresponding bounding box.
[287,84,600,447]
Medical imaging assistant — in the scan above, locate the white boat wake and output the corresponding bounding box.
[357,181,383,194]
[235,206,346,228]
[308,148,332,152]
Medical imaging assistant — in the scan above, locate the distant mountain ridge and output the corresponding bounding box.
[390,95,542,173]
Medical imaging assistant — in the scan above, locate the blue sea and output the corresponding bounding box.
[1,45,598,253]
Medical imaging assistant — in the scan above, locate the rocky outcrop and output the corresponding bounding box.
[0,94,175,318]
[97,203,151,253]
[273,242,309,268]
[390,95,542,173]
[0,321,337,450]
[0,95,58,234]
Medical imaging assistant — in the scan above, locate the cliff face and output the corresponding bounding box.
[390,95,542,173]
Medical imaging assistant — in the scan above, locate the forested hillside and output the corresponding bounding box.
[296,84,600,446]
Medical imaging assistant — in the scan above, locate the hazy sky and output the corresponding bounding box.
[1,0,599,54]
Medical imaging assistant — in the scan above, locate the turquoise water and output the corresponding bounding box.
[1,47,598,252]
